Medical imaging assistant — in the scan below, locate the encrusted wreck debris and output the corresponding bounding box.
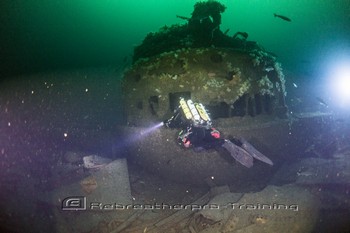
[123,1,288,127]
[119,0,300,187]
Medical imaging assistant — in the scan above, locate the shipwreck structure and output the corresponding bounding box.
[124,1,287,126]
[119,1,331,187]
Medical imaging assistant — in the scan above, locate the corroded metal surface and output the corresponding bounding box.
[123,47,287,126]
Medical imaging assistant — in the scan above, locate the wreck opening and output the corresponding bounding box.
[207,102,230,118]
[149,96,159,115]
[206,94,275,119]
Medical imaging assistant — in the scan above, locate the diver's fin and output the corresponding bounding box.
[222,139,253,168]
[238,138,273,166]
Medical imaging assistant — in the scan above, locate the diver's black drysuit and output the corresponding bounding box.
[180,126,224,149]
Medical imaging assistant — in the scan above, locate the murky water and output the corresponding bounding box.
[1,1,350,232]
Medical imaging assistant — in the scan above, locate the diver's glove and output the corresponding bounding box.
[221,139,273,168]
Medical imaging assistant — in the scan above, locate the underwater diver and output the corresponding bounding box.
[164,98,273,168]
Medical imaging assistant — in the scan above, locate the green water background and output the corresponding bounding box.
[1,0,349,77]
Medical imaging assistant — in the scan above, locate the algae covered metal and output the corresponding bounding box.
[123,47,288,126]
[120,0,292,186]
